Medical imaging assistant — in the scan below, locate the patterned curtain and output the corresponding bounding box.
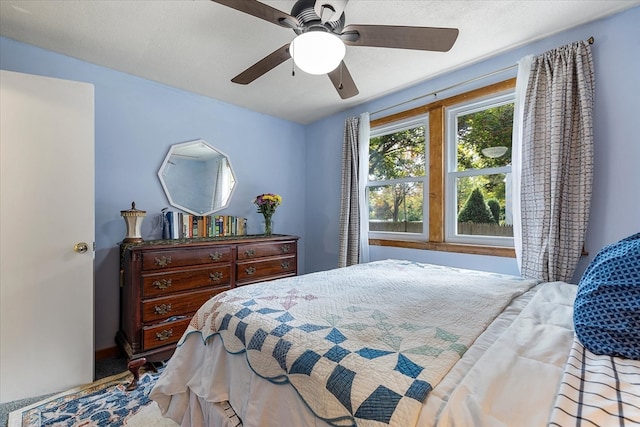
[518,40,595,281]
[338,112,370,267]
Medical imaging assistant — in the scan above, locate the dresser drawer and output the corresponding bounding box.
[237,241,296,260]
[141,246,232,271]
[236,255,296,284]
[142,288,225,323]
[142,265,231,297]
[142,317,192,351]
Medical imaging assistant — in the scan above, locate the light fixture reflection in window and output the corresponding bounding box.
[290,31,346,75]
[481,146,508,158]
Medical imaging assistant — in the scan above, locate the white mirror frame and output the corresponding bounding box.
[158,139,237,216]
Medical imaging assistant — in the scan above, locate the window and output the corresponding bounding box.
[445,94,514,246]
[367,117,428,240]
[369,78,516,257]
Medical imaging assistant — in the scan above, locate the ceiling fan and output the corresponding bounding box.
[211,0,459,99]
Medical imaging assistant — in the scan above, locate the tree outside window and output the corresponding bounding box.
[368,120,427,236]
[447,95,515,244]
[368,78,517,256]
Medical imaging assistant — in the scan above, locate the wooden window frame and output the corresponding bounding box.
[369,78,517,258]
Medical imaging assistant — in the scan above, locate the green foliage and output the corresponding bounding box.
[369,126,425,180]
[368,126,426,222]
[458,188,495,224]
[368,183,423,223]
[487,199,501,224]
[456,104,514,171]
[454,103,514,216]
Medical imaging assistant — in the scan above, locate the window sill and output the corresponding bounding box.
[369,238,516,258]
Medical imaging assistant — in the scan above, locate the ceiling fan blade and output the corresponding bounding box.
[327,61,359,99]
[341,24,459,52]
[232,44,291,85]
[210,0,300,28]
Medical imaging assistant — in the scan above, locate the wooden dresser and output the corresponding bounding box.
[117,234,299,366]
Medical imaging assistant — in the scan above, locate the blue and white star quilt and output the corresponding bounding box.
[181,259,538,427]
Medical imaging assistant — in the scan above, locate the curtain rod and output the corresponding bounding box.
[370,36,595,117]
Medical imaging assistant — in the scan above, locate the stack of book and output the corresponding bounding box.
[163,211,247,239]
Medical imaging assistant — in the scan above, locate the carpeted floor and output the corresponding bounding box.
[0,356,129,427]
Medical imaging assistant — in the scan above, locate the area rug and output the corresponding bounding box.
[8,366,177,427]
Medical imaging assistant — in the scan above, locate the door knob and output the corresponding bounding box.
[74,242,89,254]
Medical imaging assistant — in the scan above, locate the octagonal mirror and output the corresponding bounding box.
[158,140,236,216]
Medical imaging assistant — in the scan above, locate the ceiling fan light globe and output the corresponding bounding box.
[290,31,346,75]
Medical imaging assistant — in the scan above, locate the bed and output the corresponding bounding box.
[150,234,640,427]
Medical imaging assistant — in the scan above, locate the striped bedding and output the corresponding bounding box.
[549,337,640,426]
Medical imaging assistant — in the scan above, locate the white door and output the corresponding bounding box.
[0,70,95,403]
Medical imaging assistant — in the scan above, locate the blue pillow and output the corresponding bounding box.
[573,232,640,360]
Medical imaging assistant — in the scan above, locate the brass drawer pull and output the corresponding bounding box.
[245,266,256,275]
[210,271,223,282]
[244,249,256,258]
[154,304,172,315]
[155,329,173,341]
[154,256,172,268]
[152,279,172,290]
[281,261,290,270]
[281,244,290,253]
[209,251,223,261]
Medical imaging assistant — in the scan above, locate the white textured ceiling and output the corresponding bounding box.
[1,0,638,124]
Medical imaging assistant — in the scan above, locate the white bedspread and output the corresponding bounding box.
[152,260,538,427]
[430,281,577,426]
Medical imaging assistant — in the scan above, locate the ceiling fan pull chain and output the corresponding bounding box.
[338,62,344,90]
[291,46,296,76]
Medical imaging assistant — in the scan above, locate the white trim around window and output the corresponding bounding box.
[444,92,515,247]
[368,115,429,242]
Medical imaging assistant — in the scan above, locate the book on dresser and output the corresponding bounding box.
[162,211,248,239]
[117,234,299,369]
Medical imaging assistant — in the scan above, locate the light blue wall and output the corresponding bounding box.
[0,38,306,351]
[305,6,640,279]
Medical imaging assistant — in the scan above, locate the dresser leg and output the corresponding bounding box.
[126,357,147,391]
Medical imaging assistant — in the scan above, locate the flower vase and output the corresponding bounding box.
[263,213,273,236]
